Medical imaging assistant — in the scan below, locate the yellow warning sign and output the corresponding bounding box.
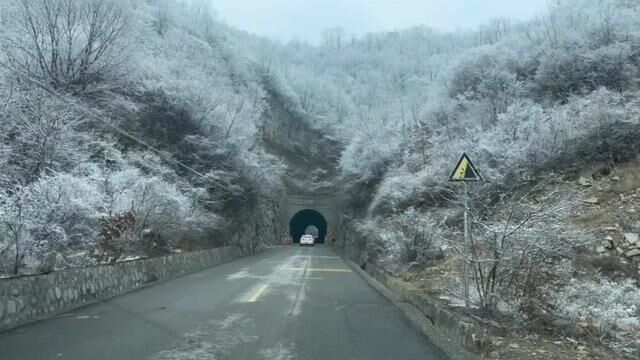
[449,153,482,181]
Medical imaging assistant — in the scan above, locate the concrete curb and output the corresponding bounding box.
[335,251,479,360]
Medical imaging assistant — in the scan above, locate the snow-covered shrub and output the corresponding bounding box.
[552,278,640,327]
[457,190,596,314]
[340,127,402,185]
[533,44,635,101]
[356,208,442,272]
[0,171,103,274]
[26,171,105,241]
[367,166,436,216]
[105,164,209,247]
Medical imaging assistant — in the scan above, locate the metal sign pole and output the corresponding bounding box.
[463,181,470,309]
[448,152,482,310]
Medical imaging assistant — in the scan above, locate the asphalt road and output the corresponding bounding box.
[0,245,445,360]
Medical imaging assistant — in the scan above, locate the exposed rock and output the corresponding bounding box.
[625,249,640,258]
[611,176,621,182]
[596,246,607,253]
[624,233,638,244]
[603,226,618,231]
[617,247,625,255]
[37,252,57,274]
[407,262,422,272]
[603,239,614,250]
[578,177,593,187]
[576,317,602,331]
[490,337,505,347]
[583,197,600,205]
[615,320,637,332]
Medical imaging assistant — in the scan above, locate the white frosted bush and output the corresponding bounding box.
[552,278,640,323]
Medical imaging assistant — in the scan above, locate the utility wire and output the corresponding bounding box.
[0,60,229,192]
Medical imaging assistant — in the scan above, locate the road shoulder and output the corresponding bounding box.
[335,250,478,360]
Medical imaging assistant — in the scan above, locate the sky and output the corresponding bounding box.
[210,0,550,44]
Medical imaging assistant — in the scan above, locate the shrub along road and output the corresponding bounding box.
[0,246,445,360]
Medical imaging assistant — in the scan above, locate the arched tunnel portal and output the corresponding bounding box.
[282,193,339,245]
[289,209,327,243]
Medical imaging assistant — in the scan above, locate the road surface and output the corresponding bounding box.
[0,245,445,360]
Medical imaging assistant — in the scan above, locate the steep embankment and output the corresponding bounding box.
[0,1,285,276]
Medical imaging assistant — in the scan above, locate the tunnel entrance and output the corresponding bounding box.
[289,209,327,244]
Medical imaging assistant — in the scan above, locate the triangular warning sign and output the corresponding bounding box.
[449,153,483,182]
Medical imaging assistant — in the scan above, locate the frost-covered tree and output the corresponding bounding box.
[4,0,129,90]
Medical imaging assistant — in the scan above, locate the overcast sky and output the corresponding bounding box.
[210,0,549,44]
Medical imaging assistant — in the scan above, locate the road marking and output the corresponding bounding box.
[286,268,351,273]
[247,284,269,303]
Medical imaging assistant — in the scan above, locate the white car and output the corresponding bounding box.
[300,234,315,246]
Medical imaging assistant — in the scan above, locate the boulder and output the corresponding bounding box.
[596,246,607,253]
[624,233,638,244]
[576,317,602,331]
[603,239,614,250]
[615,320,638,333]
[625,249,640,258]
[578,177,593,187]
[583,197,599,205]
[37,252,57,274]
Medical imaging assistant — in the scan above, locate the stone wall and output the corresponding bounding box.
[0,246,244,332]
[362,263,490,353]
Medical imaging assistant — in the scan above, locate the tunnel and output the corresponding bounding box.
[289,209,327,243]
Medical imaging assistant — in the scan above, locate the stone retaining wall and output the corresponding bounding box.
[0,246,244,332]
[363,263,491,353]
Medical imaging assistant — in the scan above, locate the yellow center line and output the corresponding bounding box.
[286,268,352,273]
[247,284,269,303]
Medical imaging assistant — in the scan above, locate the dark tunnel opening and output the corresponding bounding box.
[289,209,327,243]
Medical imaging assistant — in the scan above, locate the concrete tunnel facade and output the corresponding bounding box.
[281,193,339,244]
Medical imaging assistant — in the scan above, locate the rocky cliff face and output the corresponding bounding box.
[259,85,342,194]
